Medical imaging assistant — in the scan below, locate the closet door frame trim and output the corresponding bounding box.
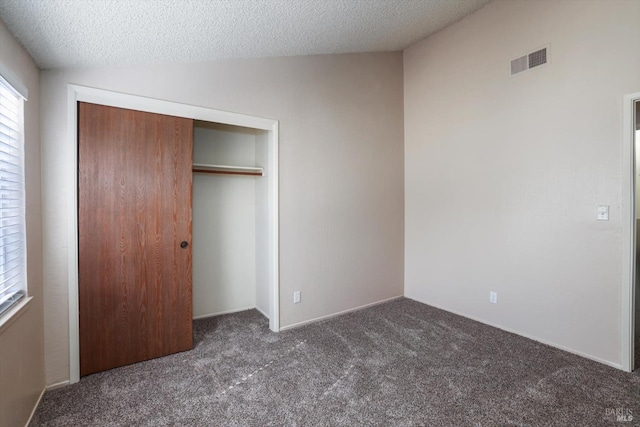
[67,84,280,384]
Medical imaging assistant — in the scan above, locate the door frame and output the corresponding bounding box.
[622,91,640,372]
[67,85,280,384]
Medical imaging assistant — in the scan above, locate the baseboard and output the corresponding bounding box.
[280,295,404,331]
[405,296,622,371]
[46,380,70,391]
[24,387,45,427]
[192,306,256,320]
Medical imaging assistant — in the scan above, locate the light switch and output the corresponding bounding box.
[597,205,609,221]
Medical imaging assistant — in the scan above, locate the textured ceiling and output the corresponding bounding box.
[0,0,492,70]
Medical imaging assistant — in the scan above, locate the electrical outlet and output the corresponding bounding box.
[489,292,498,304]
[293,291,301,304]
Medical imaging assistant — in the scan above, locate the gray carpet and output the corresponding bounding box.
[31,298,640,426]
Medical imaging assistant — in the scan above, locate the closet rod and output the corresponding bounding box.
[192,163,263,176]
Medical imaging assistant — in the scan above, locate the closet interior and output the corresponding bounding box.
[192,121,271,321]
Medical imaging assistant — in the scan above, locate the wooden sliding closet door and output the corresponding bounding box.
[78,102,193,376]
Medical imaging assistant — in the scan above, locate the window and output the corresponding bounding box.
[0,74,26,318]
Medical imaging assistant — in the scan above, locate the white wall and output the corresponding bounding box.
[192,123,258,318]
[404,0,640,367]
[0,18,44,427]
[40,52,404,385]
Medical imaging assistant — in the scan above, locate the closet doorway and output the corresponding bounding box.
[192,121,271,320]
[623,92,640,372]
[68,85,279,383]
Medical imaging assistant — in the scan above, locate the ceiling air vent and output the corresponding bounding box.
[511,46,548,76]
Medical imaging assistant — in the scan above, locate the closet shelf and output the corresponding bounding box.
[192,163,263,176]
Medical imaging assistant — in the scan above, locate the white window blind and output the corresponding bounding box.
[0,75,26,318]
